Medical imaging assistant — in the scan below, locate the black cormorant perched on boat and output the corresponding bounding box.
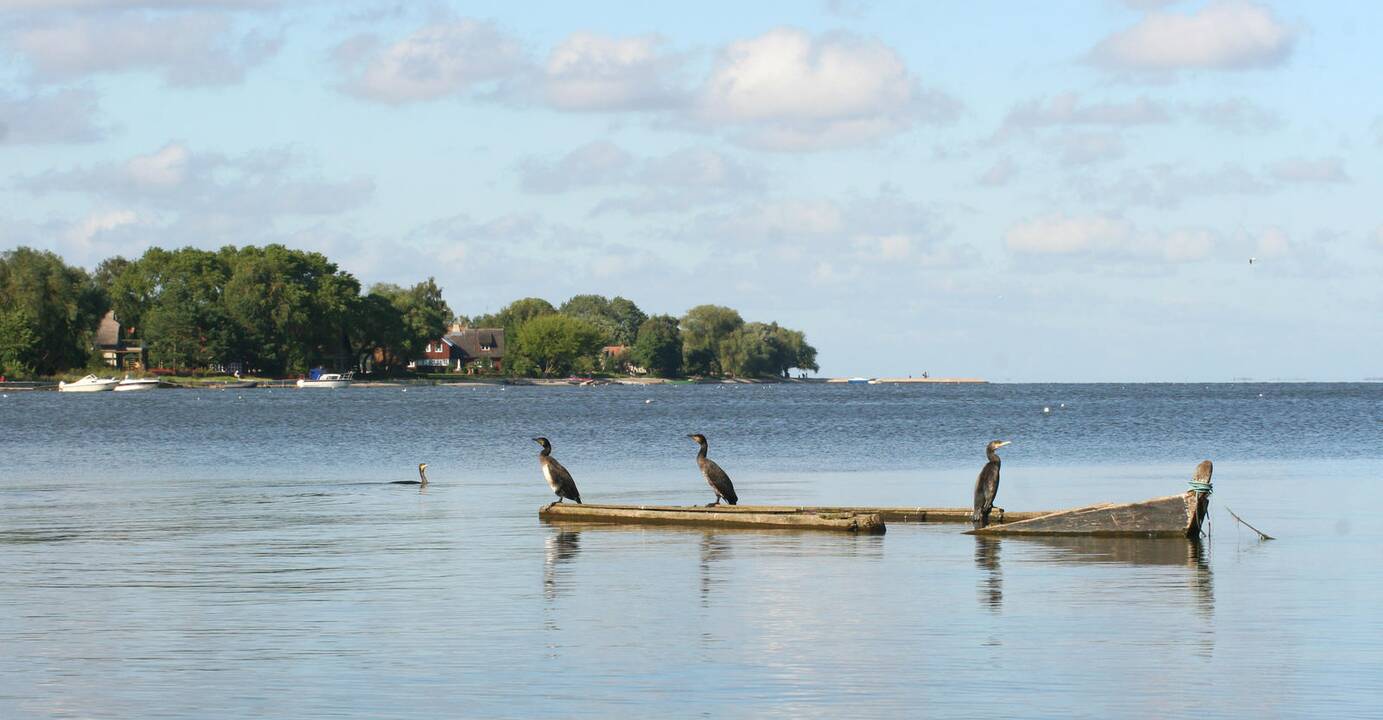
[972,440,1011,528]
[534,437,581,504]
[391,463,429,486]
[688,434,738,506]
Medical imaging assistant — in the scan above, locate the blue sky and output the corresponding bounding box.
[2,0,1379,381]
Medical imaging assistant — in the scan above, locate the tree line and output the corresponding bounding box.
[0,245,818,380]
[466,296,818,378]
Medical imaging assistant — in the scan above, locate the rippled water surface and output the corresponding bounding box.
[2,383,1380,718]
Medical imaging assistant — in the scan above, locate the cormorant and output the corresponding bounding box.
[688,434,738,506]
[391,463,429,486]
[972,440,1011,529]
[534,437,581,504]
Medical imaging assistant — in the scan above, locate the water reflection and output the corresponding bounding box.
[698,532,731,606]
[543,529,581,603]
[973,537,1002,612]
[1013,535,1215,620]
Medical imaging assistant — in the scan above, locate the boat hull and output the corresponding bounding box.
[58,375,117,392]
[296,379,350,389]
[966,492,1210,539]
[114,380,160,392]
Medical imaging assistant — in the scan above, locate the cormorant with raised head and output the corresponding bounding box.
[534,437,581,504]
[688,433,737,506]
[972,440,1011,528]
[391,463,429,486]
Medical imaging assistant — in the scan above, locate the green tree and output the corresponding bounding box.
[558,294,647,346]
[511,314,603,377]
[477,297,555,338]
[365,279,451,373]
[0,247,107,375]
[631,314,682,377]
[0,307,38,376]
[679,304,743,376]
[607,296,647,346]
[771,325,819,376]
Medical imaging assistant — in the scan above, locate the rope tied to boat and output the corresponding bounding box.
[1187,481,1213,495]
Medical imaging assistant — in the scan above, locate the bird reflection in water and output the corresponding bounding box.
[543,529,581,604]
[974,536,1003,613]
[699,532,732,607]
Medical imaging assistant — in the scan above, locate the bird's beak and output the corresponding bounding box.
[531,438,541,444]
[997,441,1012,448]
[420,464,428,470]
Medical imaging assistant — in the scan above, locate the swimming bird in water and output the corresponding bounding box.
[391,463,429,486]
[972,441,1011,529]
[688,434,737,506]
[534,437,581,505]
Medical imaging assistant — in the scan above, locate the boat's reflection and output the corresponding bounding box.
[980,535,1214,629]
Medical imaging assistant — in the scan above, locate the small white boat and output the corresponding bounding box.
[58,374,119,392]
[296,372,352,389]
[113,375,161,392]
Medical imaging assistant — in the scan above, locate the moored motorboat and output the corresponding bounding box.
[296,370,352,389]
[113,375,161,392]
[57,374,118,392]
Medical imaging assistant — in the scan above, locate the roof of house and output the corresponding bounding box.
[443,327,505,357]
[94,311,121,348]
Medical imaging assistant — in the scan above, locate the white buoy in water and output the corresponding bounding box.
[645,399,654,404]
[1042,406,1052,415]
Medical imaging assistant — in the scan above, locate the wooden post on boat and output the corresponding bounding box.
[1183,460,1213,539]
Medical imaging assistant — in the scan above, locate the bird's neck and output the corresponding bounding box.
[987,450,1001,463]
[539,447,551,457]
[419,469,428,484]
[697,443,707,460]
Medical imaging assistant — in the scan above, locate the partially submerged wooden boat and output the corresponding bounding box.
[966,489,1211,539]
[539,503,887,534]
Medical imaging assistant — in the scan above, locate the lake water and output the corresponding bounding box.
[1,383,1380,718]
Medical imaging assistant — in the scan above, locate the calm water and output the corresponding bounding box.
[1,383,1380,718]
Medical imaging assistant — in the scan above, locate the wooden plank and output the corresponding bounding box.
[538,503,886,534]
[536,504,1050,524]
[965,493,1204,538]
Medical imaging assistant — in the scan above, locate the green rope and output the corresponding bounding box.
[1187,481,1213,495]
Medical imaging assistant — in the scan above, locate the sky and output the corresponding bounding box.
[2,0,1380,381]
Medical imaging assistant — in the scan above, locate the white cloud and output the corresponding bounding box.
[334,19,525,104]
[9,10,279,86]
[1002,93,1170,131]
[1006,215,1129,255]
[978,157,1018,187]
[0,1,277,8]
[519,141,763,213]
[1073,162,1272,209]
[0,87,110,144]
[65,209,142,246]
[20,143,374,221]
[695,28,957,151]
[1091,1,1295,73]
[541,32,686,112]
[518,141,634,194]
[1186,97,1282,132]
[1270,157,1349,184]
[1005,214,1217,264]
[1057,132,1126,166]
[126,143,191,187]
[1255,227,1290,258]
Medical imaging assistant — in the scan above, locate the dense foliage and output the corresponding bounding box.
[0,248,106,376]
[0,246,818,379]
